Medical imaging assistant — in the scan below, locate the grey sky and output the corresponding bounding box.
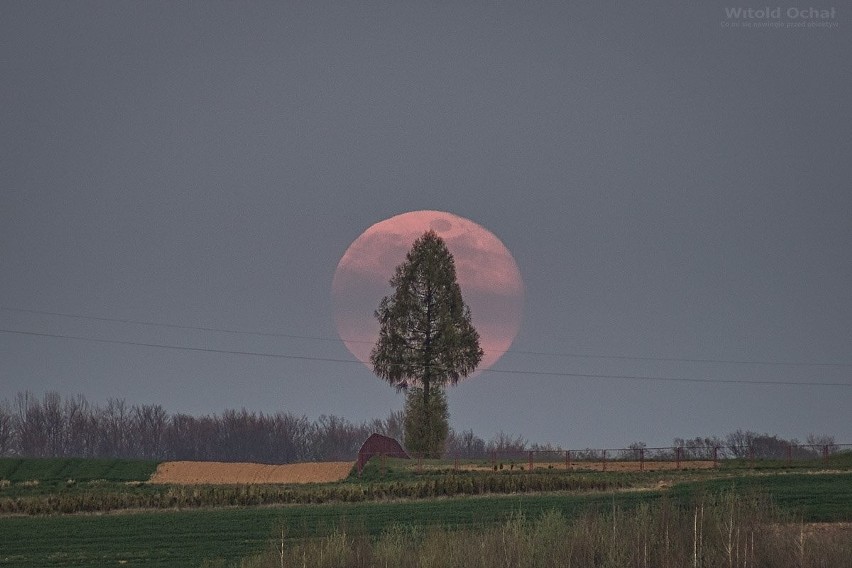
[2,2,850,448]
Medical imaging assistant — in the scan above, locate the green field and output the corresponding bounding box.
[0,491,654,566]
[671,471,852,522]
[0,458,158,484]
[1,456,851,567]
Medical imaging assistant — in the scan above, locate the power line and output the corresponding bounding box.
[504,348,852,368]
[1,327,850,388]
[482,367,851,388]
[0,306,344,344]
[2,306,850,369]
[0,327,355,365]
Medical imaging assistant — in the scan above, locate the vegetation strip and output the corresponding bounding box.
[0,472,622,515]
[241,496,852,568]
[0,458,158,483]
[1,473,850,567]
[0,491,659,567]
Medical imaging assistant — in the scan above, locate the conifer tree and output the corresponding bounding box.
[370,230,483,456]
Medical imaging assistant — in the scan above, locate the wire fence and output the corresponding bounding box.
[358,443,852,475]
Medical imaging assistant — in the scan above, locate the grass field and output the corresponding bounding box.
[1,467,850,567]
[671,471,852,522]
[0,490,663,566]
[0,458,158,484]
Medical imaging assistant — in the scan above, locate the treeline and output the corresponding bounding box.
[0,392,535,463]
[666,430,838,459]
[0,391,407,463]
[0,391,839,462]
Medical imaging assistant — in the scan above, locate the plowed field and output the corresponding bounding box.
[149,461,353,485]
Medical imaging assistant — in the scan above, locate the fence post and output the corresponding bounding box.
[675,447,681,470]
[713,446,718,469]
[823,445,829,465]
[748,446,754,469]
[787,444,793,466]
[602,450,607,472]
[639,448,644,472]
[565,450,570,471]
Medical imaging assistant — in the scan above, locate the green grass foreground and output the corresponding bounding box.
[0,491,650,567]
[241,495,852,568]
[1,473,850,567]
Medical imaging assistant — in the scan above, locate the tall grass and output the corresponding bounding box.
[240,492,852,568]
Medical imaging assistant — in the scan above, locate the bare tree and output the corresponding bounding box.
[0,399,15,456]
[42,392,65,457]
[163,413,196,460]
[310,415,368,461]
[16,391,48,457]
[100,398,132,457]
[365,409,406,442]
[806,433,838,453]
[64,395,92,457]
[133,404,167,460]
[672,436,724,459]
[487,431,527,455]
[272,412,313,463]
[446,428,487,458]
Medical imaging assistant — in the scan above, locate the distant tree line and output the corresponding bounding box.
[0,392,838,462]
[617,431,838,461]
[668,430,838,459]
[0,391,407,463]
[0,391,540,463]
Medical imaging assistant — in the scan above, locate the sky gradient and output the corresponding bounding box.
[2,2,850,448]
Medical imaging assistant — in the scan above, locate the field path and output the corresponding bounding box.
[149,461,353,485]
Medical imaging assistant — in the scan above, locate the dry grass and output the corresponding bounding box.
[239,494,852,568]
[149,461,353,485]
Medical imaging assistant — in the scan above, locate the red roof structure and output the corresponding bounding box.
[357,433,409,473]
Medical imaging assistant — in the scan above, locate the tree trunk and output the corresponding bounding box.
[423,285,433,455]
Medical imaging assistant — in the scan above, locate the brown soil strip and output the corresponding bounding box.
[149,461,354,485]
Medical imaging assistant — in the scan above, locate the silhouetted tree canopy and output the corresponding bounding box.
[370,230,482,391]
[370,230,483,456]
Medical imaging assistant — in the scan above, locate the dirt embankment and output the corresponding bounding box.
[149,461,353,485]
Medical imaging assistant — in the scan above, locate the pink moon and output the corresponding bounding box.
[332,210,524,375]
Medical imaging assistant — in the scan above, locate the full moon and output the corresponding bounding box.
[332,210,524,375]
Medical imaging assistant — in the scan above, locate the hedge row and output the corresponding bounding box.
[0,473,622,515]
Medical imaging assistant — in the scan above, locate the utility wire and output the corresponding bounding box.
[1,327,850,388]
[2,306,850,368]
[0,306,341,344]
[0,327,355,364]
[482,367,851,387]
[506,348,852,368]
